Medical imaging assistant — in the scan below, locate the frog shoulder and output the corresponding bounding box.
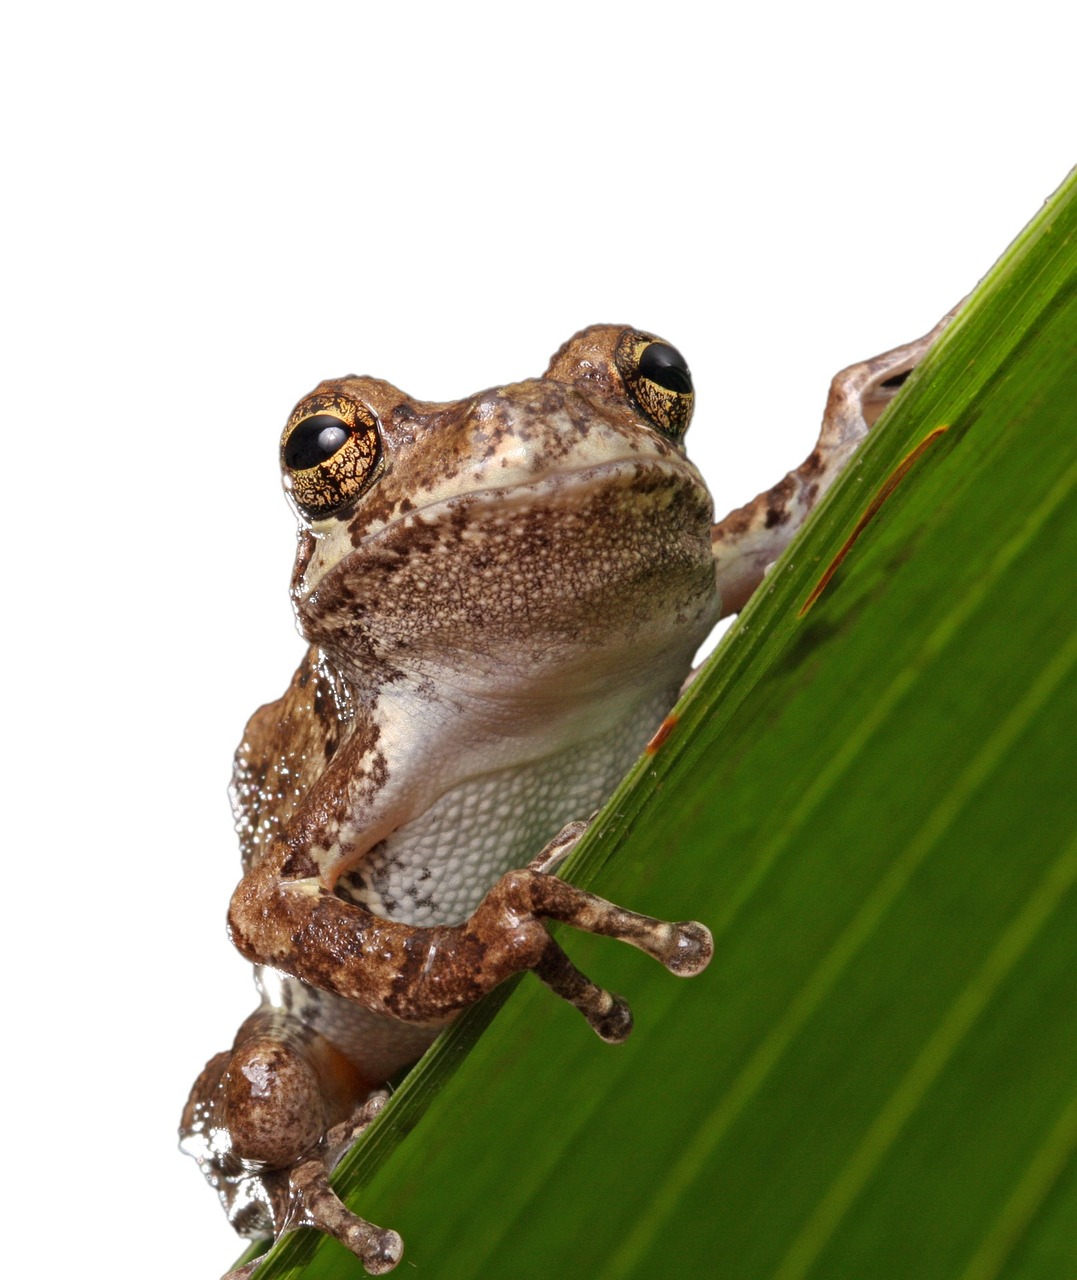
[230,647,352,872]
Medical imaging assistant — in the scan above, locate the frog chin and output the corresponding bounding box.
[292,457,718,712]
[294,451,711,602]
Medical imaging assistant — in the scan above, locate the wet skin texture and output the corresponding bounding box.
[180,316,955,1275]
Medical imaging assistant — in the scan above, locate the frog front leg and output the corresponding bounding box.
[711,305,959,616]
[229,835,713,1041]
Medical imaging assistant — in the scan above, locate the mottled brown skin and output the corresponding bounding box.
[709,309,956,613]
[181,314,956,1277]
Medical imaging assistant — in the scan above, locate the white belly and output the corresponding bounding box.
[336,683,677,926]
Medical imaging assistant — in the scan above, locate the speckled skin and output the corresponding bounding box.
[181,316,955,1276]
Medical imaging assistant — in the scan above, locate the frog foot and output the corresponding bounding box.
[219,1092,403,1279]
[474,861,713,1043]
[289,1092,403,1275]
[287,1159,403,1275]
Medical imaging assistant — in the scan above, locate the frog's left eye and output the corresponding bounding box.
[615,333,694,440]
[281,398,382,520]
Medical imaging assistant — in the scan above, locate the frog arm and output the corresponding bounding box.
[227,828,711,1041]
[710,305,959,618]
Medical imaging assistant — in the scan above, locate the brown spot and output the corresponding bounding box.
[764,474,796,528]
[711,505,752,543]
[645,712,679,754]
[801,447,825,477]
[279,846,319,879]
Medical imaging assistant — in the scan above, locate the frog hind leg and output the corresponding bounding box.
[710,303,961,618]
[182,1015,404,1277]
[282,1093,403,1276]
[218,1137,402,1280]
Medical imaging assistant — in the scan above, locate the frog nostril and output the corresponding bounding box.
[285,415,351,471]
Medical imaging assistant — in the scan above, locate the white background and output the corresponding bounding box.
[3,2,1070,1274]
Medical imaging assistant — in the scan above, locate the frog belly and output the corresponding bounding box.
[336,683,677,927]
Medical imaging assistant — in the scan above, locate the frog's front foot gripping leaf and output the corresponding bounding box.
[508,819,714,1039]
[478,860,714,1043]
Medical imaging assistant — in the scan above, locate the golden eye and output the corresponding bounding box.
[615,332,694,439]
[280,396,382,520]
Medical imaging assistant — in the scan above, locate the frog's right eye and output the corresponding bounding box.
[280,399,382,520]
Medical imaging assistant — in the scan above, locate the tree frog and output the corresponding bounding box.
[180,314,953,1275]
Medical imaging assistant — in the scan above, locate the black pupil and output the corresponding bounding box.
[638,342,692,394]
[285,415,351,470]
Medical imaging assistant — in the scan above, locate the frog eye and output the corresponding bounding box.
[280,398,382,520]
[284,415,351,471]
[615,332,694,439]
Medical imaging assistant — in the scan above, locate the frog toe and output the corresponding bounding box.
[534,940,635,1042]
[660,920,714,976]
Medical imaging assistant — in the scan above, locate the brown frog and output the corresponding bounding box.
[181,316,953,1275]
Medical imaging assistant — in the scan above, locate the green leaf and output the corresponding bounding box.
[245,167,1077,1279]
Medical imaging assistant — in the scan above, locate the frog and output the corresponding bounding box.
[181,311,955,1276]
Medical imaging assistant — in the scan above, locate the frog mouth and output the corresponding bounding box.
[297,453,709,596]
